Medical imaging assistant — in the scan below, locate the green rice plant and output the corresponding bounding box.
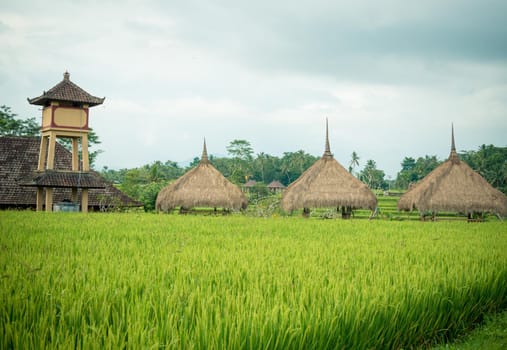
[0,212,506,349]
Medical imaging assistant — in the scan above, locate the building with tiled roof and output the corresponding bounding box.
[0,136,142,211]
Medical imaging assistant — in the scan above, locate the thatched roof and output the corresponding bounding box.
[267,180,285,190]
[281,120,377,212]
[398,126,507,216]
[156,140,248,212]
[243,180,257,188]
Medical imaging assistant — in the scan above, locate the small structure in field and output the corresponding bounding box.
[281,120,377,218]
[242,180,257,192]
[267,180,285,193]
[397,126,507,220]
[156,140,248,213]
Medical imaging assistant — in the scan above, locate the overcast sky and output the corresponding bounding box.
[1,0,506,178]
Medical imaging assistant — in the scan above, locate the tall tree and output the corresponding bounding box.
[349,151,360,175]
[226,139,254,183]
[0,105,39,136]
[280,151,318,186]
[460,145,507,194]
[359,159,387,190]
[226,139,254,161]
[254,152,268,183]
[395,156,441,189]
[396,157,418,189]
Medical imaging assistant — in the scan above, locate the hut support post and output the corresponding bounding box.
[341,206,352,219]
[72,137,79,171]
[302,207,310,218]
[45,187,53,212]
[46,132,56,170]
[38,136,48,170]
[81,134,89,171]
[81,189,88,213]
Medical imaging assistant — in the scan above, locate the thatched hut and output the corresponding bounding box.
[156,140,247,213]
[398,127,507,219]
[267,180,285,193]
[281,120,377,218]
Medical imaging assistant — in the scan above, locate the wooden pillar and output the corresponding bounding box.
[81,134,89,171]
[81,188,88,213]
[45,187,53,212]
[46,131,56,170]
[72,137,79,171]
[36,187,44,211]
[38,136,48,170]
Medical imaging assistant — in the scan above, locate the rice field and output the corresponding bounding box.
[1,211,506,349]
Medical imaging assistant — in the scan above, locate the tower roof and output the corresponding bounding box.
[28,71,105,107]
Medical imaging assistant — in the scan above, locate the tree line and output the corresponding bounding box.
[101,139,506,210]
[2,105,506,211]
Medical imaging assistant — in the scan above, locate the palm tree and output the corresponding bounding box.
[349,151,360,175]
[255,152,268,183]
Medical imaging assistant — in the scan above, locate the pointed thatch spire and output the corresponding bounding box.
[156,140,247,212]
[323,118,333,158]
[449,123,460,164]
[201,138,209,163]
[398,126,507,217]
[281,120,377,214]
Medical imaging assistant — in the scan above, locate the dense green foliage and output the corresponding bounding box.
[460,145,507,195]
[0,105,39,136]
[359,159,387,190]
[1,212,506,349]
[395,155,442,189]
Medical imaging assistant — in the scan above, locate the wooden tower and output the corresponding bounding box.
[27,72,105,212]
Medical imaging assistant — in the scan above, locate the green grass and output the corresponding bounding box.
[1,212,506,349]
[433,310,507,349]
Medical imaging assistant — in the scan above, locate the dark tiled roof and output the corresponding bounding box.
[20,170,105,189]
[0,136,142,208]
[28,72,105,107]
